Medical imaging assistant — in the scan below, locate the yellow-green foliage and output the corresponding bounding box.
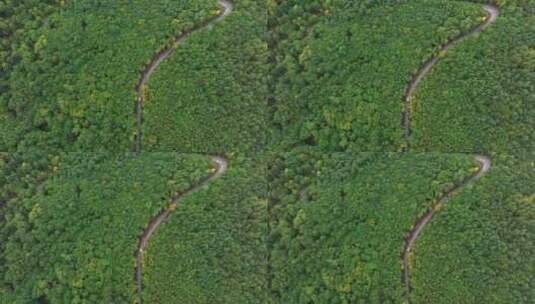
[0,153,213,302]
[0,0,218,152]
[142,0,267,155]
[269,150,475,302]
[411,2,534,159]
[411,157,534,303]
[269,0,483,152]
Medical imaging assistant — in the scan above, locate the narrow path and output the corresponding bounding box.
[400,4,498,303]
[132,1,233,303]
[135,156,228,303]
[402,155,490,302]
[133,0,233,152]
[401,4,499,150]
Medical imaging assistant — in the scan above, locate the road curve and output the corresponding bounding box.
[132,1,233,302]
[400,3,497,302]
[133,0,234,152]
[402,155,490,302]
[401,4,499,150]
[135,155,228,303]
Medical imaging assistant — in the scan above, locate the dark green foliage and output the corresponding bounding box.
[0,0,62,151]
[411,157,534,303]
[268,1,534,301]
[411,2,535,159]
[269,150,475,302]
[0,0,533,302]
[0,153,213,302]
[0,0,217,152]
[142,0,267,155]
[269,0,484,152]
[143,157,268,303]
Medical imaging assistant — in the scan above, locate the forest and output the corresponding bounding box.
[410,0,534,159]
[142,156,267,303]
[269,151,478,302]
[1,0,533,303]
[0,0,219,152]
[1,153,214,302]
[142,0,267,155]
[269,0,485,151]
[410,156,534,303]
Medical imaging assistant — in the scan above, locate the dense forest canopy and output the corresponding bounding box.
[411,156,534,303]
[269,151,476,302]
[142,157,267,303]
[411,0,535,159]
[0,0,218,152]
[1,153,214,302]
[270,0,485,152]
[142,0,267,155]
[1,0,533,303]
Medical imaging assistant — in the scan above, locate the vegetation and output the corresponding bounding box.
[142,0,267,155]
[0,153,213,303]
[269,0,484,152]
[268,1,534,302]
[411,1,535,159]
[269,150,476,302]
[143,156,267,303]
[411,156,534,303]
[1,0,533,303]
[405,2,535,302]
[0,0,218,152]
[0,0,62,150]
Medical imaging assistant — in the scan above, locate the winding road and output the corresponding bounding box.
[400,4,498,303]
[133,1,233,303]
[401,155,490,303]
[135,156,227,303]
[134,0,233,153]
[402,4,499,150]
[131,1,497,302]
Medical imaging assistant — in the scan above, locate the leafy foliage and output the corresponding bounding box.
[142,0,267,155]
[0,153,213,302]
[0,0,62,150]
[143,156,268,303]
[411,157,534,303]
[411,2,535,159]
[269,150,475,302]
[269,0,484,152]
[0,0,218,152]
[1,0,533,303]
